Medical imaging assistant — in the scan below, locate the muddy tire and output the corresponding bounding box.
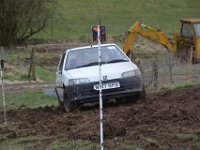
[57,96,63,106]
[116,98,127,105]
[138,86,146,101]
[63,88,74,112]
[55,88,64,109]
[127,86,146,102]
[57,99,64,110]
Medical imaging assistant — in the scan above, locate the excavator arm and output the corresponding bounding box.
[123,21,177,55]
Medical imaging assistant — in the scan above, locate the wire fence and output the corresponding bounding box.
[133,53,200,93]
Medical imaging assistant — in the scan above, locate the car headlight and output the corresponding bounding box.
[68,78,90,85]
[134,69,141,76]
[121,69,141,78]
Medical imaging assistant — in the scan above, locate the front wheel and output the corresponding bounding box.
[63,88,75,112]
[138,86,146,101]
[127,86,146,102]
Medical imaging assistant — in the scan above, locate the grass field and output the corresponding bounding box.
[0,137,98,150]
[3,91,57,108]
[34,0,200,41]
[3,48,58,82]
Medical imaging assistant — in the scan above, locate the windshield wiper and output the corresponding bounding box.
[75,60,125,68]
[107,59,128,64]
[76,62,99,68]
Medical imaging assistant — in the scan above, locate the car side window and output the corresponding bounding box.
[58,52,66,73]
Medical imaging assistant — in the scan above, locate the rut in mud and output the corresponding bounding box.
[1,87,200,149]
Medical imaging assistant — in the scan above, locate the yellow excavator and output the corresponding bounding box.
[123,19,200,63]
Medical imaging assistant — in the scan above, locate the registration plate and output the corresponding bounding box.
[94,82,120,90]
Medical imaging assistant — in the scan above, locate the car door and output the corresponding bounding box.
[56,52,67,102]
[56,52,66,88]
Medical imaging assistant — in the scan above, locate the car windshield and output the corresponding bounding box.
[65,45,128,70]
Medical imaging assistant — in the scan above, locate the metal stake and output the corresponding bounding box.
[98,25,104,150]
[1,67,7,126]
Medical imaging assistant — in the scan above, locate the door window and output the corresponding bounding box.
[181,23,194,39]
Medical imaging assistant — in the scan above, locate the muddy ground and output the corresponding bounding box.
[1,87,200,149]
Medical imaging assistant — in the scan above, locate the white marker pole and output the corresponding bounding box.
[1,67,7,127]
[0,47,7,126]
[98,25,104,150]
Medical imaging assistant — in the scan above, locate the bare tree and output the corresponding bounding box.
[0,0,57,46]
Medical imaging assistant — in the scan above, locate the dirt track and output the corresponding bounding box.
[1,87,200,149]
[3,83,54,93]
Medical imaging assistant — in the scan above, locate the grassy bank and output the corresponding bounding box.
[3,48,58,82]
[34,0,200,40]
[0,91,57,109]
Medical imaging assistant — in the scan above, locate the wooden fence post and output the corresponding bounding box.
[188,47,193,80]
[152,57,158,91]
[28,47,36,81]
[169,54,174,84]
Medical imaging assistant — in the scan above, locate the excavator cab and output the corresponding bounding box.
[179,19,200,62]
[181,19,200,38]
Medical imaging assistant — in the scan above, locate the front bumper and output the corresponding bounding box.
[66,76,143,103]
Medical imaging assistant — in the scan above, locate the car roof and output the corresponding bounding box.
[65,43,117,53]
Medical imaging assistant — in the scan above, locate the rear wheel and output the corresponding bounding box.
[57,93,63,106]
[63,88,75,112]
[58,98,64,109]
[55,88,64,109]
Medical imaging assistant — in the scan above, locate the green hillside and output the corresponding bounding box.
[34,0,200,41]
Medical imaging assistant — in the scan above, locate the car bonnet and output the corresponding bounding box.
[63,61,138,82]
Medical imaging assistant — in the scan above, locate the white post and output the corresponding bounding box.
[0,69,7,126]
[0,47,7,126]
[98,25,104,150]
